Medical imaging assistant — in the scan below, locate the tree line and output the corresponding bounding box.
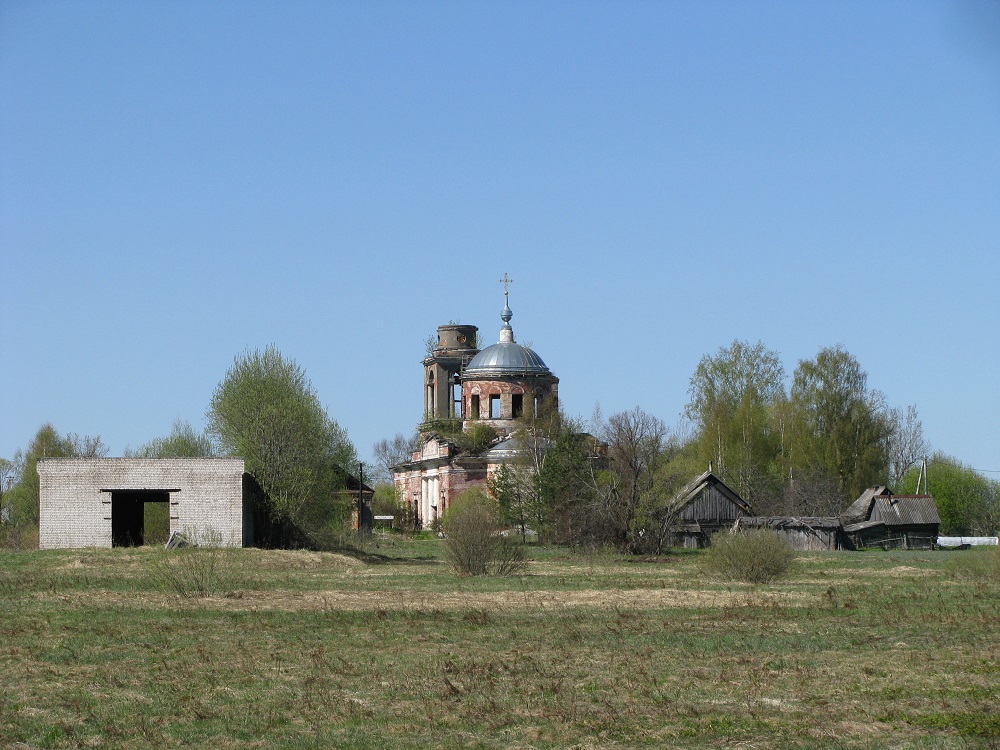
[389,340,996,548]
[3,340,997,550]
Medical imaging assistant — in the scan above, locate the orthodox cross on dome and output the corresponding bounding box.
[500,272,514,299]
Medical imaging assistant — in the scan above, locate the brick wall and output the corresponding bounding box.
[38,458,246,549]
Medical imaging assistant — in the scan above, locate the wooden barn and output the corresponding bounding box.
[841,486,940,550]
[738,516,847,551]
[669,471,751,548]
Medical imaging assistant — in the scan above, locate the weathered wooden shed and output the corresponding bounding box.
[669,471,751,548]
[841,487,940,550]
[738,516,847,551]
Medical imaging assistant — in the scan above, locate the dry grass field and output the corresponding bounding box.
[0,539,997,749]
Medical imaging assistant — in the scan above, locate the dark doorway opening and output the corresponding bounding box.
[111,490,170,547]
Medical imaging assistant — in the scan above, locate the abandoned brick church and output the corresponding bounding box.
[393,282,559,528]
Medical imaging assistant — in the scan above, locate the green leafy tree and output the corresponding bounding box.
[539,427,602,546]
[685,340,786,509]
[628,431,704,554]
[207,346,357,547]
[1,424,107,548]
[370,484,406,522]
[7,424,97,526]
[587,407,700,552]
[123,419,214,544]
[127,419,215,458]
[0,456,17,509]
[785,346,891,503]
[501,401,599,546]
[488,462,536,543]
[898,454,999,535]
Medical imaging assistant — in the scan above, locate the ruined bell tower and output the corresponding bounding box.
[423,324,479,421]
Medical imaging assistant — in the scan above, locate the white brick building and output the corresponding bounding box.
[38,458,251,549]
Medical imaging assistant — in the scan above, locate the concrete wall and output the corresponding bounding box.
[38,458,247,549]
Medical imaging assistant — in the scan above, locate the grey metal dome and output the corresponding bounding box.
[464,285,552,378]
[485,438,521,461]
[464,342,551,377]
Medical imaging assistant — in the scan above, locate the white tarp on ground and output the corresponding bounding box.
[937,536,999,546]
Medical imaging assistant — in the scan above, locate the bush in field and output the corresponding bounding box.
[150,528,246,597]
[703,529,794,584]
[442,490,525,576]
[153,548,229,597]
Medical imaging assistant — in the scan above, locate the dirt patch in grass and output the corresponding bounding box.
[66,586,809,612]
[885,565,924,576]
[246,550,365,570]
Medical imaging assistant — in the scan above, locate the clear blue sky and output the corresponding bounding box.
[2,1,998,475]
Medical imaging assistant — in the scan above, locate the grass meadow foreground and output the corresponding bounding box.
[0,539,998,749]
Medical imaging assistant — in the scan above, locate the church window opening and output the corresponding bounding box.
[470,395,480,420]
[452,382,462,418]
[490,394,501,419]
[512,393,523,418]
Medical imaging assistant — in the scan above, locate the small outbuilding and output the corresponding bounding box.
[841,486,940,550]
[38,458,253,549]
[738,515,847,551]
[669,471,752,548]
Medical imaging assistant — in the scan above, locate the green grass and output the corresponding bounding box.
[0,541,997,748]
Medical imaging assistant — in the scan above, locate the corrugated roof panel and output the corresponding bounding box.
[869,496,940,525]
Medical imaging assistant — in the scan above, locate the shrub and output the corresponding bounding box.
[150,528,245,597]
[703,529,794,584]
[420,420,498,456]
[0,524,38,551]
[442,490,525,576]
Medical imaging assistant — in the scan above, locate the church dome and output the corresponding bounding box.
[464,341,551,377]
[462,292,551,378]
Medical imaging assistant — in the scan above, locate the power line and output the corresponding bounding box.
[924,456,1000,475]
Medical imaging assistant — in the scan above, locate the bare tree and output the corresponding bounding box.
[597,407,670,549]
[66,434,110,458]
[779,469,846,516]
[886,404,930,491]
[370,433,420,485]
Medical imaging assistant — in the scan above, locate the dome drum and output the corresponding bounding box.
[457,289,558,430]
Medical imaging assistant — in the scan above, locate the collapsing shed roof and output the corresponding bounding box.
[841,487,939,526]
[867,495,940,526]
[841,486,892,524]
